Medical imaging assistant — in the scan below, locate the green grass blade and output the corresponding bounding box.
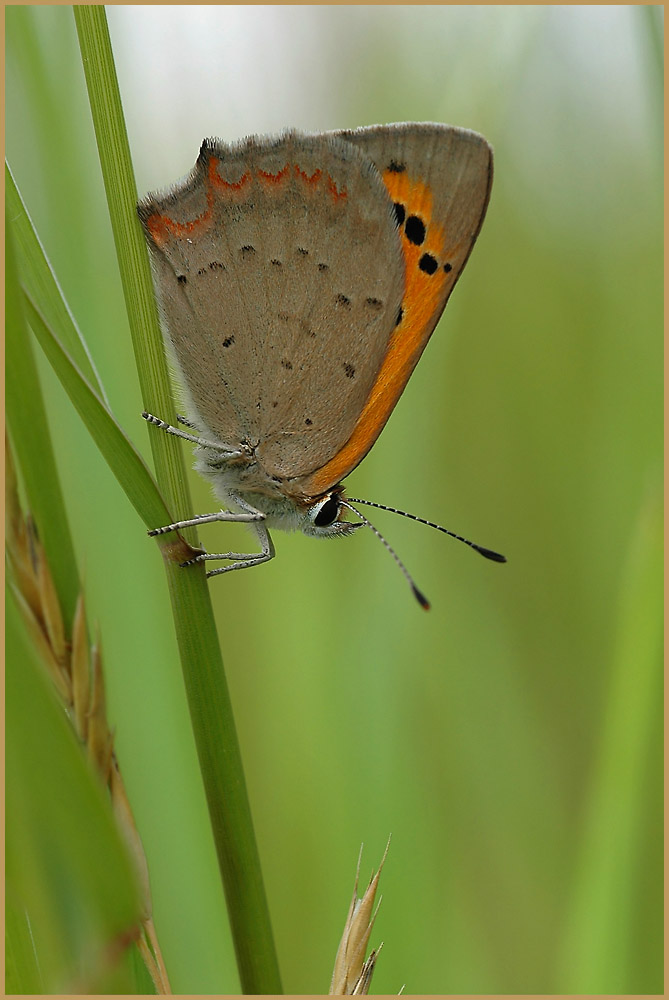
[640,5,663,96]
[7,157,161,996]
[5,895,44,993]
[6,161,108,405]
[5,214,79,626]
[73,6,282,992]
[638,6,663,157]
[23,294,172,531]
[8,162,173,536]
[72,7,191,524]
[556,485,663,991]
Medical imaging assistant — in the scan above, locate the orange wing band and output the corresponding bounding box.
[300,169,452,496]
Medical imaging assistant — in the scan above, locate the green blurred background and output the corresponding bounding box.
[6,5,662,994]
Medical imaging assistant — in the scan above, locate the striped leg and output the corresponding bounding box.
[182,521,276,576]
[142,411,243,457]
[148,509,264,537]
[176,413,198,429]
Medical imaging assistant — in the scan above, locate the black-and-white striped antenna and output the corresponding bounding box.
[341,501,431,609]
[344,497,506,610]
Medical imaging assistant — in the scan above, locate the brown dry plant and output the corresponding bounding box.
[6,439,171,993]
[330,841,391,995]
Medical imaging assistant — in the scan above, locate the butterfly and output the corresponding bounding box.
[139,124,504,606]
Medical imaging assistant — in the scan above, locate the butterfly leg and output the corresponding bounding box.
[182,521,276,577]
[148,509,264,537]
[176,414,199,429]
[142,411,243,456]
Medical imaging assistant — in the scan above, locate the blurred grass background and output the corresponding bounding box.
[6,5,662,994]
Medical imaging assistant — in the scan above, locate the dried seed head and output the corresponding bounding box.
[9,580,71,702]
[87,637,114,784]
[111,762,152,922]
[6,438,171,993]
[330,840,390,995]
[6,443,42,623]
[351,945,382,995]
[71,594,91,742]
[36,539,68,676]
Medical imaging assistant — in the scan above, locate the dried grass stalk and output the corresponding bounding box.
[330,841,391,995]
[6,441,171,994]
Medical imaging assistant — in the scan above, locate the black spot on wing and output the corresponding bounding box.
[393,202,406,226]
[419,253,439,275]
[405,216,426,245]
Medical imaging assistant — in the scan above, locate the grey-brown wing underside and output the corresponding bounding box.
[333,122,493,279]
[138,132,404,482]
[283,123,493,497]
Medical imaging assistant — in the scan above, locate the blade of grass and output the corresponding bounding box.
[73,6,282,993]
[556,484,663,991]
[5,216,79,626]
[637,6,663,161]
[8,163,175,541]
[7,181,163,993]
[6,883,44,992]
[22,293,172,532]
[6,161,108,405]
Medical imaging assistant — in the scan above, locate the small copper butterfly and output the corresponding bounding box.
[139,123,505,607]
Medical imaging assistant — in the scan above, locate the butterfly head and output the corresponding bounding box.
[300,486,362,539]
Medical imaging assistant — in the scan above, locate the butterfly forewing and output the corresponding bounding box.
[290,123,492,497]
[139,132,404,484]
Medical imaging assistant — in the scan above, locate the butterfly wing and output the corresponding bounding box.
[138,132,404,483]
[290,123,492,498]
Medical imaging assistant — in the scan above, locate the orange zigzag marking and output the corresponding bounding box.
[258,165,291,185]
[147,156,347,246]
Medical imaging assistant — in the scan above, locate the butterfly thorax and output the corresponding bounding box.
[194,444,358,538]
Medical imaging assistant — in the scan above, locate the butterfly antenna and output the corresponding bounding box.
[347,497,507,563]
[341,501,431,610]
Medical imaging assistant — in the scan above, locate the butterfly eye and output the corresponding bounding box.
[311,494,341,528]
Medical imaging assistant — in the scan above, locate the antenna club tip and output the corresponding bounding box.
[412,586,431,610]
[477,547,507,563]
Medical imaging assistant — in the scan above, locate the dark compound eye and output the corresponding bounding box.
[313,495,340,527]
